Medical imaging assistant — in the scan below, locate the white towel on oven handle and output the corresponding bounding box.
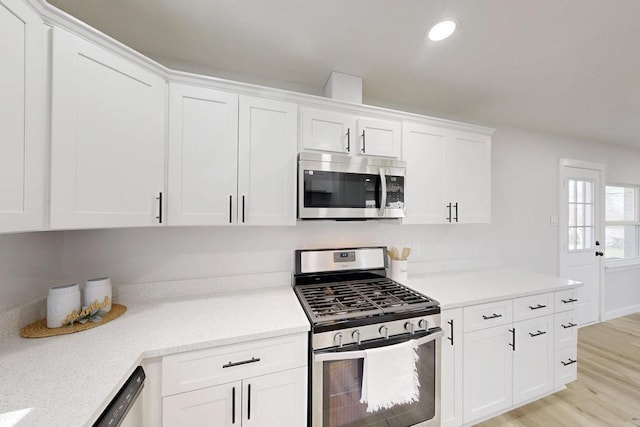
[359,339,420,412]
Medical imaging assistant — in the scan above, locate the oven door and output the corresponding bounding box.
[312,329,442,427]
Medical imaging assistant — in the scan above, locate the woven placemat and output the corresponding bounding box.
[20,304,127,338]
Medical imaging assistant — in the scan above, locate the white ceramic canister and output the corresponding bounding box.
[390,260,408,282]
[84,277,112,312]
[46,283,81,328]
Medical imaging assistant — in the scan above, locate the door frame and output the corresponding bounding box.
[558,158,606,325]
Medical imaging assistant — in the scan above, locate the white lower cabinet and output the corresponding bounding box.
[463,324,513,423]
[163,368,306,427]
[161,333,307,427]
[441,308,463,427]
[512,315,554,404]
[459,291,574,426]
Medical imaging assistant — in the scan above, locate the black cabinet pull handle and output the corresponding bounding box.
[222,357,261,369]
[529,330,547,337]
[247,383,252,420]
[242,195,245,223]
[482,313,502,320]
[346,128,351,152]
[447,319,454,346]
[156,192,163,224]
[562,358,577,366]
[232,386,236,424]
[529,304,547,310]
[446,203,452,222]
[561,298,578,304]
[454,202,459,223]
[509,328,515,351]
[361,130,366,153]
[229,195,233,223]
[561,322,578,329]
[595,251,604,256]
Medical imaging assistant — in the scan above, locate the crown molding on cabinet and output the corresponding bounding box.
[26,0,495,136]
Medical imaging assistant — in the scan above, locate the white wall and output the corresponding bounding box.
[0,231,64,312]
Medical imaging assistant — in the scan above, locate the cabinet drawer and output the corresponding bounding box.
[463,300,512,332]
[554,312,578,349]
[554,347,577,388]
[513,293,554,321]
[554,289,578,312]
[162,333,307,396]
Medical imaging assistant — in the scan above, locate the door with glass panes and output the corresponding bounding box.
[559,161,603,325]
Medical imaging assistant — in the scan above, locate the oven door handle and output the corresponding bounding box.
[314,329,443,363]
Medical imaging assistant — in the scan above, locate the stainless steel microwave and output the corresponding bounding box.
[298,152,406,219]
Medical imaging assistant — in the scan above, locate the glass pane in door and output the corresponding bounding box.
[568,179,595,252]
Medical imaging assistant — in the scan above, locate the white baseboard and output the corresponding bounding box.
[602,304,640,321]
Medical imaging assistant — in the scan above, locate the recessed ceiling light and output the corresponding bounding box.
[427,19,457,41]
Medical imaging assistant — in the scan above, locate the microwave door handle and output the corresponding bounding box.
[379,168,387,217]
[313,329,443,363]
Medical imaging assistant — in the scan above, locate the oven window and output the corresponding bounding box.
[303,170,380,208]
[321,341,435,427]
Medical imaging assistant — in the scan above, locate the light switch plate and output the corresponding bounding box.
[550,216,559,227]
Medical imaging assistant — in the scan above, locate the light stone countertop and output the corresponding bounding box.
[405,268,582,310]
[0,285,310,427]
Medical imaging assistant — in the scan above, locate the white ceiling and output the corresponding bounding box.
[49,0,640,148]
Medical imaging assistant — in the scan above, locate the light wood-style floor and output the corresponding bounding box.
[478,313,640,427]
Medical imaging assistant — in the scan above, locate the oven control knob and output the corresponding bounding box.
[379,325,389,339]
[418,319,428,330]
[334,332,344,347]
[405,321,415,334]
[352,330,361,345]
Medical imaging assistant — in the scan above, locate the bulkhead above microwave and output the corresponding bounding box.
[298,152,406,220]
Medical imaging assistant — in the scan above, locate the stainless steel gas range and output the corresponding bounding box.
[293,246,442,427]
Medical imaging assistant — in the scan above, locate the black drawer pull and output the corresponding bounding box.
[529,304,547,310]
[482,313,502,320]
[529,330,547,337]
[223,357,261,369]
[561,298,578,304]
[561,358,577,366]
[561,322,578,329]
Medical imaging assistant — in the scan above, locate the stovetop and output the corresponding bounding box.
[293,247,440,332]
[295,277,436,321]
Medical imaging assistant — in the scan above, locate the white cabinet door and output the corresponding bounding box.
[163,381,240,427]
[0,0,47,232]
[357,118,401,158]
[402,123,448,224]
[447,131,491,224]
[238,96,297,226]
[50,27,166,229]
[441,308,463,427]
[243,368,306,427]
[168,84,238,225]
[513,315,554,405]
[300,108,355,154]
[463,325,513,424]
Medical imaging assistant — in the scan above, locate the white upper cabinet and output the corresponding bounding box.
[402,123,448,224]
[447,130,491,224]
[402,122,491,224]
[167,84,238,225]
[49,27,166,229]
[356,118,401,158]
[0,0,47,232]
[168,89,296,226]
[239,96,297,225]
[300,108,401,158]
[300,108,356,154]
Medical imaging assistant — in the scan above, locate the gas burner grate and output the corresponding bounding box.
[296,278,437,323]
